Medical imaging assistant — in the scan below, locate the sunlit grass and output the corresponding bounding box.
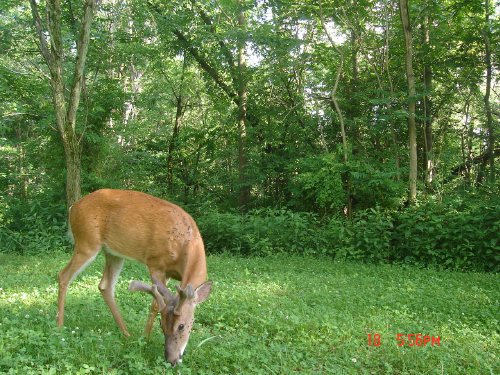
[0,252,498,374]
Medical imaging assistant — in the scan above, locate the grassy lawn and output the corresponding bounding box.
[0,252,498,374]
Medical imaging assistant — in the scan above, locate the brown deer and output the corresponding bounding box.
[56,189,212,366]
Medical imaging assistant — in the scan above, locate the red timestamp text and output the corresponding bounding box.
[367,333,441,347]
[396,333,440,347]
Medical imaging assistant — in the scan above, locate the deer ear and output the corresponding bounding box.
[194,281,212,304]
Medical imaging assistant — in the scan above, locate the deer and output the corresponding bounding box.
[56,189,212,366]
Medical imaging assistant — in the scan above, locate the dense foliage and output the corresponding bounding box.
[0,0,498,271]
[196,189,499,272]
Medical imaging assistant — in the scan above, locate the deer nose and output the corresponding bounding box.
[166,354,183,367]
[167,358,179,367]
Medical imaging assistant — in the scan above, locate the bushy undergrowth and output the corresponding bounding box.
[1,190,497,272]
[0,197,68,255]
[390,197,499,272]
[198,192,499,272]
[331,198,499,272]
[197,208,326,256]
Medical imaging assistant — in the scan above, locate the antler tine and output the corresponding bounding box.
[176,284,195,299]
[152,276,173,299]
[151,285,167,311]
[129,280,152,293]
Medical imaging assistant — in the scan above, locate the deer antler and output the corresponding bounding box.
[152,277,174,300]
[129,280,167,311]
[174,284,195,315]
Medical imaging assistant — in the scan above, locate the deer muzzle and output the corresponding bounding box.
[165,337,187,367]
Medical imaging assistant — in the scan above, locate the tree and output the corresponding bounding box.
[1,0,496,224]
[399,0,417,203]
[237,0,250,207]
[29,0,97,207]
[481,0,495,183]
[147,0,254,207]
[422,0,433,189]
[318,0,351,216]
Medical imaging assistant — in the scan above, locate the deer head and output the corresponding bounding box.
[129,277,212,366]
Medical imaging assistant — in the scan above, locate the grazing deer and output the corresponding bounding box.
[57,189,212,366]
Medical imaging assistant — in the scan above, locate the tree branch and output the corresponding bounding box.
[318,0,348,163]
[67,0,97,131]
[47,0,64,71]
[29,0,54,71]
[146,1,239,106]
[190,0,237,81]
[173,28,239,106]
[450,149,500,177]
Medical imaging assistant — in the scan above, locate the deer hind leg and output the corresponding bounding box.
[98,251,129,336]
[57,244,100,328]
[144,270,169,336]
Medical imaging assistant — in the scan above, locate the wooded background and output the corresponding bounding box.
[1,0,498,271]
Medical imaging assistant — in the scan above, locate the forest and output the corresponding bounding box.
[0,0,498,270]
[0,1,499,374]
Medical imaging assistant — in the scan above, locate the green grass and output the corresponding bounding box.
[0,252,498,374]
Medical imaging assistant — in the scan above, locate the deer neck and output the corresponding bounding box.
[180,247,207,289]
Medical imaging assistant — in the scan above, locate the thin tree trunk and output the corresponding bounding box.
[348,28,359,150]
[422,7,433,189]
[167,95,183,192]
[167,58,186,193]
[461,96,473,184]
[399,0,418,204]
[237,0,250,207]
[482,0,495,183]
[383,1,400,179]
[63,131,82,207]
[147,1,254,205]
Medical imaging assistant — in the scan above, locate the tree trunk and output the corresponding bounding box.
[166,53,188,192]
[237,0,250,207]
[422,7,433,189]
[382,1,400,180]
[63,130,82,207]
[348,28,360,151]
[482,0,495,183]
[30,0,96,208]
[167,91,184,192]
[399,0,418,204]
[460,95,473,184]
[157,1,251,206]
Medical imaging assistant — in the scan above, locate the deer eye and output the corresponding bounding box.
[178,324,185,331]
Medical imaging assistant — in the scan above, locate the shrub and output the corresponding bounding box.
[348,208,394,263]
[288,154,346,213]
[197,208,326,256]
[0,196,68,254]
[392,196,499,272]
